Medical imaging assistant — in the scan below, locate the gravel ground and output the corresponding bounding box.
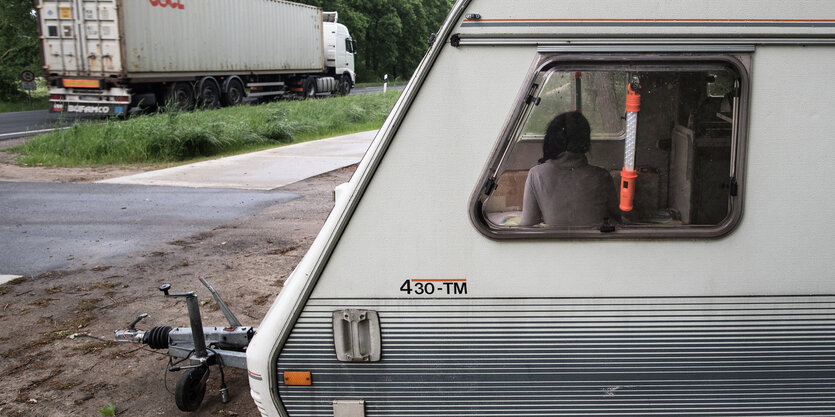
[0,152,353,416]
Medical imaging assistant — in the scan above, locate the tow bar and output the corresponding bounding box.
[114,277,256,412]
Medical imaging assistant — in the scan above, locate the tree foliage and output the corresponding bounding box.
[298,0,454,82]
[0,0,40,101]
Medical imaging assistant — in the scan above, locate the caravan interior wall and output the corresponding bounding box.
[247,1,835,416]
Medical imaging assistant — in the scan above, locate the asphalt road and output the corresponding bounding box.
[0,110,97,141]
[0,182,299,276]
[353,83,405,95]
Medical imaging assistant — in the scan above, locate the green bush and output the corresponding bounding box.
[0,79,49,113]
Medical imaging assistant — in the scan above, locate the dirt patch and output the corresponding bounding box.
[0,149,154,183]
[0,165,356,416]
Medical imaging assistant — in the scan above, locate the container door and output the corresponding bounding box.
[39,0,121,77]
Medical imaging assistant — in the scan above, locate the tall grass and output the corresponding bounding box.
[13,91,400,166]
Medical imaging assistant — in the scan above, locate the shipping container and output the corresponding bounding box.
[36,0,357,114]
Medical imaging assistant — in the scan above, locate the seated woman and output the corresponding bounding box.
[519,111,619,227]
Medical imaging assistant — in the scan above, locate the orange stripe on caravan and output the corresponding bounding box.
[411,279,467,282]
[465,18,835,23]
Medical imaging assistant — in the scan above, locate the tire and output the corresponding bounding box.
[338,74,352,96]
[165,82,194,111]
[303,78,317,99]
[174,366,209,412]
[197,77,220,109]
[222,78,244,107]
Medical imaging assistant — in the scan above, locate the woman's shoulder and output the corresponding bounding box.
[527,162,550,175]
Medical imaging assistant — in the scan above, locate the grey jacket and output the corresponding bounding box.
[519,152,618,227]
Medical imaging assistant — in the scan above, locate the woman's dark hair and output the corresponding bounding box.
[539,111,591,163]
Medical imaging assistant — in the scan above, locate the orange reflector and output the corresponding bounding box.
[283,371,312,386]
[63,79,101,89]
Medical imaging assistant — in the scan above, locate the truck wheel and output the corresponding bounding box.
[338,74,352,96]
[303,78,317,99]
[174,366,209,412]
[166,82,195,111]
[197,77,221,109]
[222,79,244,107]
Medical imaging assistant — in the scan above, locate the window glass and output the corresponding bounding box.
[520,71,627,141]
[474,57,745,238]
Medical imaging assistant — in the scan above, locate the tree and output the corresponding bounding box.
[297,0,453,82]
[0,0,40,101]
[590,73,621,132]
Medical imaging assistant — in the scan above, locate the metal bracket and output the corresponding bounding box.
[332,310,381,362]
[333,400,365,417]
[199,277,242,327]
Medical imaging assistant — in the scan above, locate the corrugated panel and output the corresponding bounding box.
[119,0,323,74]
[278,296,835,417]
[38,0,121,76]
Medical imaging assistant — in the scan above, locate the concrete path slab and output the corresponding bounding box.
[0,275,22,285]
[99,130,376,190]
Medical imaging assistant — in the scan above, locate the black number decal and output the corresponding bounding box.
[400,279,467,295]
[399,279,412,294]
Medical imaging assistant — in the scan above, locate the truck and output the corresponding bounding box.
[36,0,358,116]
[238,0,835,417]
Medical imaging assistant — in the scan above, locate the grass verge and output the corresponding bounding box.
[0,96,49,113]
[12,90,400,166]
[0,79,50,113]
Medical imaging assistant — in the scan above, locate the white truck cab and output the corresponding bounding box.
[247,1,835,416]
[324,12,357,88]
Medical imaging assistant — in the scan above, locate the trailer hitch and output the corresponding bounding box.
[114,277,256,412]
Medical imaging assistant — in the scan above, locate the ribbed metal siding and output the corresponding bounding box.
[120,0,323,74]
[277,296,835,416]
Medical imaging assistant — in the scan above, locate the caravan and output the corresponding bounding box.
[247,1,835,416]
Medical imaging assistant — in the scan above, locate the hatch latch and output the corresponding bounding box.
[332,309,381,362]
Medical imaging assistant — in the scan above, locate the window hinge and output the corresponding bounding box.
[483,177,498,196]
[599,217,615,233]
[525,83,541,105]
[729,176,738,196]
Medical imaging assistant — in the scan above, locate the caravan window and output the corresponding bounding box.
[472,55,748,239]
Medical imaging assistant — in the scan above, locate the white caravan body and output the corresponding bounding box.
[247,1,835,416]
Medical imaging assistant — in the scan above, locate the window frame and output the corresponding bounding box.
[469,53,750,240]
